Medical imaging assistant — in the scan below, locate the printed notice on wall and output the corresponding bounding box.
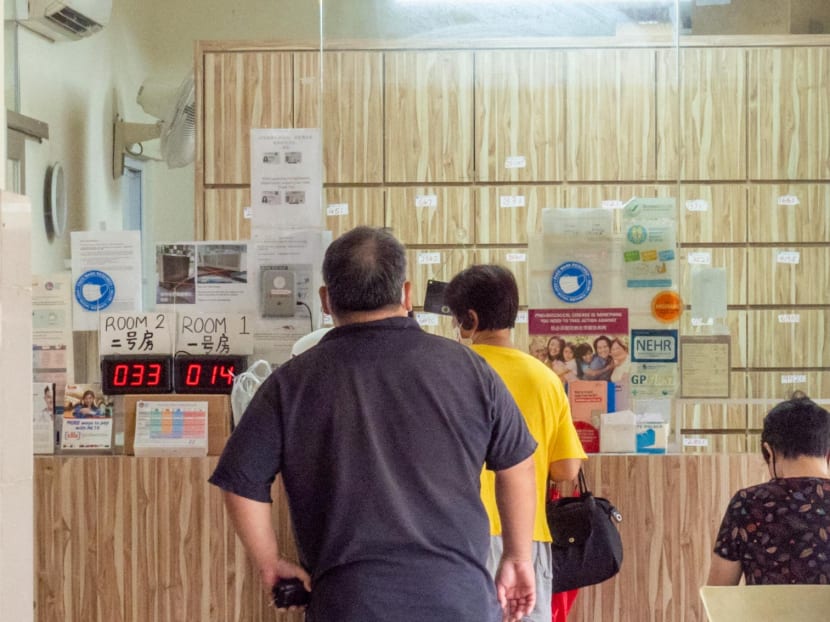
[250,128,323,233]
[679,335,731,398]
[71,231,142,331]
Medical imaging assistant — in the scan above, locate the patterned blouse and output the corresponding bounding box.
[714,477,830,585]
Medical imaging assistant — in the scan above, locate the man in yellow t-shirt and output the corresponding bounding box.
[446,264,587,622]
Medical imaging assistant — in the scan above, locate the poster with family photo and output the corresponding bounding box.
[250,128,322,233]
[529,308,631,451]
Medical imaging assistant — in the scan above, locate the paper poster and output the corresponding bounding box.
[528,208,626,309]
[250,231,330,365]
[621,198,677,289]
[680,335,731,398]
[71,231,142,330]
[250,128,323,233]
[33,382,55,454]
[155,242,252,312]
[61,383,112,451]
[133,400,208,457]
[32,273,74,400]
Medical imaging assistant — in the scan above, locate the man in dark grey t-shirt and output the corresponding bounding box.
[210,226,537,622]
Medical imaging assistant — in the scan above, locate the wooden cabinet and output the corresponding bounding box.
[565,49,656,181]
[677,246,747,305]
[203,51,293,185]
[657,48,746,180]
[324,187,385,239]
[406,248,475,308]
[749,47,830,180]
[386,186,474,245]
[748,183,830,242]
[676,184,747,244]
[204,188,251,240]
[384,52,474,183]
[475,185,561,244]
[294,52,383,183]
[747,247,830,305]
[748,309,828,368]
[474,50,564,182]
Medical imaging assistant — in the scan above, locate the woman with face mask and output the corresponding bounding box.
[707,393,830,585]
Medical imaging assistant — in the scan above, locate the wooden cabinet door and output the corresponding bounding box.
[748,183,830,242]
[475,50,564,182]
[676,185,747,244]
[749,48,830,180]
[385,52,474,183]
[406,248,475,309]
[748,309,828,368]
[386,186,474,245]
[747,247,830,305]
[565,50,656,181]
[294,52,383,183]
[474,247,530,307]
[657,48,746,181]
[203,52,293,185]
[677,247,747,306]
[324,187,385,240]
[476,185,562,244]
[203,188,251,241]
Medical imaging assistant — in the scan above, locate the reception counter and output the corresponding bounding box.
[34,454,768,621]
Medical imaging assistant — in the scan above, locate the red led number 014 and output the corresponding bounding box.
[112,363,162,387]
[184,363,235,387]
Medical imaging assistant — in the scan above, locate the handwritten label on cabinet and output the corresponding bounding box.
[687,252,711,265]
[777,195,800,206]
[506,253,527,263]
[515,310,528,324]
[601,200,624,210]
[776,251,800,264]
[781,374,807,384]
[415,194,438,208]
[504,156,527,169]
[685,199,710,212]
[417,252,441,265]
[326,203,349,216]
[682,437,709,447]
[500,195,526,208]
[777,314,800,324]
[243,207,252,219]
[691,317,714,327]
[415,312,438,327]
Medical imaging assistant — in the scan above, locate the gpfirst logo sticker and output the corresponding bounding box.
[74,270,115,311]
[551,262,593,303]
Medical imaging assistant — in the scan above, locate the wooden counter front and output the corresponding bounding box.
[34,454,768,622]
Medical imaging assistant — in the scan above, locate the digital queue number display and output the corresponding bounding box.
[101,355,248,395]
[101,355,174,395]
[173,355,248,394]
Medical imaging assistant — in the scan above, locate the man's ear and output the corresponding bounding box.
[402,281,412,311]
[462,309,480,331]
[319,286,331,315]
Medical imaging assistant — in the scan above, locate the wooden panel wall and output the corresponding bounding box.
[193,37,830,453]
[35,455,770,622]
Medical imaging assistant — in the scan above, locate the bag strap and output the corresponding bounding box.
[577,468,589,495]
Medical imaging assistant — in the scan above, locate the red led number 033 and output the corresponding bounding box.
[112,362,163,387]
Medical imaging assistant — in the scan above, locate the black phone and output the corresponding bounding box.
[272,577,311,608]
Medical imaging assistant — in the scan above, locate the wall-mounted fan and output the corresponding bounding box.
[112,73,195,179]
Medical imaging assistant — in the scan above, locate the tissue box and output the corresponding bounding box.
[600,410,636,453]
[636,417,668,454]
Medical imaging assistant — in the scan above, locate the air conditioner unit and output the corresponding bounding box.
[15,0,112,42]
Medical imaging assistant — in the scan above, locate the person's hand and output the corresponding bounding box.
[260,557,312,606]
[495,558,535,622]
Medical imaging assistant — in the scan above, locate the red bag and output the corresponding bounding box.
[550,484,578,621]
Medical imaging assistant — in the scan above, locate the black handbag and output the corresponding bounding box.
[546,469,623,593]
